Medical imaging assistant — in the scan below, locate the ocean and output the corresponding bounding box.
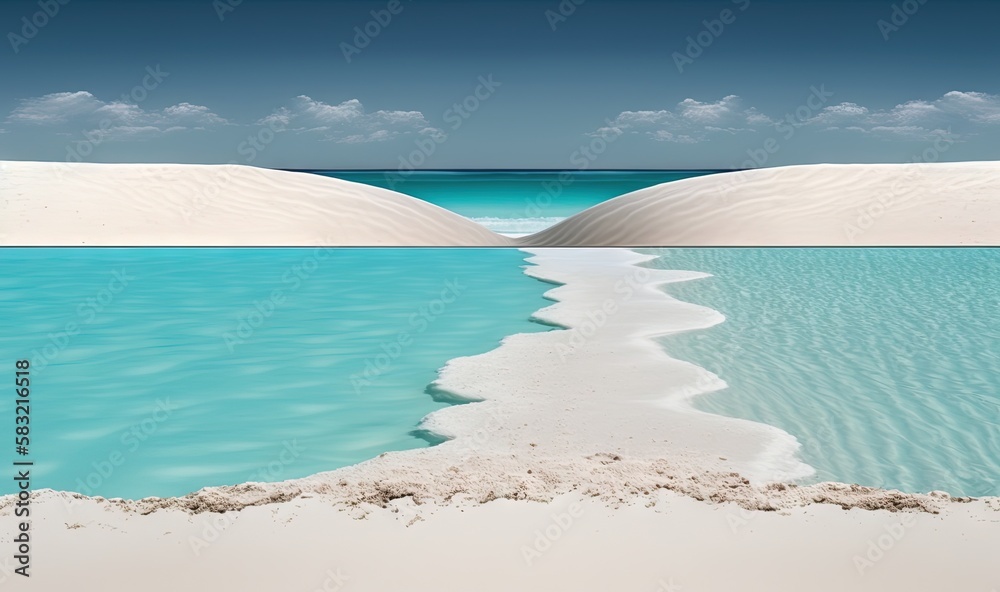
[647,248,1000,497]
[313,170,720,235]
[0,248,551,499]
[2,171,997,500]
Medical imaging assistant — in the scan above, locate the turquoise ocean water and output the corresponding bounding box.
[646,248,1000,497]
[1,171,997,500]
[312,171,720,234]
[0,249,552,499]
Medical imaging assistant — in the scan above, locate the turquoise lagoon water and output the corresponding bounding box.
[2,243,998,500]
[646,248,1000,497]
[0,249,552,499]
[310,171,721,234]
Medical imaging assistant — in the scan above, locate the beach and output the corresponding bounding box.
[3,247,999,591]
[1,161,999,590]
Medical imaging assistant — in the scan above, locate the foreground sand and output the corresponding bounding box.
[4,491,998,591]
[3,161,1000,246]
[2,248,997,591]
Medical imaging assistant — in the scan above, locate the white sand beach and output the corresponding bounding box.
[1,161,999,590]
[3,161,1000,246]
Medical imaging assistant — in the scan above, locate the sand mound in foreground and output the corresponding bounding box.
[0,161,512,246]
[520,162,1000,246]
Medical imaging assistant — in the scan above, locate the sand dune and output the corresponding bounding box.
[522,162,1000,246]
[3,161,999,246]
[0,161,511,246]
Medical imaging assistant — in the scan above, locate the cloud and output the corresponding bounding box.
[602,91,1000,144]
[599,95,775,143]
[5,91,228,139]
[258,96,437,143]
[804,91,1000,139]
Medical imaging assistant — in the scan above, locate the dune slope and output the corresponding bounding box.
[520,163,1000,246]
[4,161,1000,246]
[0,161,511,246]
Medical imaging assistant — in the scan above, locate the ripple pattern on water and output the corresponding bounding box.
[0,248,551,499]
[646,248,1000,496]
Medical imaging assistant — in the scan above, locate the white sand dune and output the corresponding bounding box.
[3,161,1000,246]
[522,162,1000,246]
[0,161,511,246]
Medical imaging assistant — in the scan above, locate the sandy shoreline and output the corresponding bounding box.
[3,246,998,590]
[2,161,999,589]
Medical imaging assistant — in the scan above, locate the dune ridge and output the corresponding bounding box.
[0,161,511,246]
[3,161,1000,246]
[521,162,1000,246]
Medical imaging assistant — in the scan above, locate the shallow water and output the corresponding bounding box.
[4,245,997,500]
[0,248,551,499]
[647,248,1000,497]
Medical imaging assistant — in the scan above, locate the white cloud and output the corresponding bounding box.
[599,95,774,143]
[258,96,437,143]
[804,91,1000,139]
[936,91,1000,123]
[603,91,1000,144]
[8,91,104,124]
[161,103,228,126]
[5,91,228,140]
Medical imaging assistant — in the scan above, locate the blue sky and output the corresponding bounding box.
[1,0,998,169]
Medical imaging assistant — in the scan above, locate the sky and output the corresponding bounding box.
[1,0,998,169]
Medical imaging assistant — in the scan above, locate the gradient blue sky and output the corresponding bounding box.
[1,0,998,168]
